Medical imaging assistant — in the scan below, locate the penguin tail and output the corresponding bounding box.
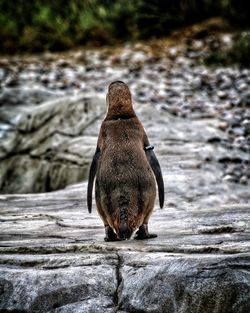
[117,206,133,240]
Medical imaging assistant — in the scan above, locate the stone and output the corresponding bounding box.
[240,90,250,106]
[0,252,117,313]
[222,174,236,182]
[0,86,63,107]
[0,93,105,193]
[0,100,250,312]
[118,253,250,313]
[240,176,248,185]
[0,183,249,312]
[218,121,228,131]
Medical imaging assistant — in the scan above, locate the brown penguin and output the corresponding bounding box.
[87,81,164,241]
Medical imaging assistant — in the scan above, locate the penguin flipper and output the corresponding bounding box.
[87,147,100,213]
[145,146,164,208]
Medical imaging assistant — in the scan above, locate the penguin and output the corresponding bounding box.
[87,81,164,241]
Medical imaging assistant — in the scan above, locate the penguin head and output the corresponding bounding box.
[105,81,135,120]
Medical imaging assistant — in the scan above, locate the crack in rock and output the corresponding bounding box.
[113,252,123,311]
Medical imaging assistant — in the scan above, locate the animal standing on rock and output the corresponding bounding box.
[87,81,164,241]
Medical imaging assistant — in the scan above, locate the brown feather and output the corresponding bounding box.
[94,81,158,240]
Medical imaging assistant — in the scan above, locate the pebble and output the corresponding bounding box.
[239,176,248,184]
[0,68,5,81]
[218,121,228,130]
[217,90,227,99]
[222,175,236,182]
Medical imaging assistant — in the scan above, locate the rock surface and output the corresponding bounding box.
[0,25,250,312]
[0,93,104,193]
[1,101,250,312]
[1,27,250,194]
[0,182,249,312]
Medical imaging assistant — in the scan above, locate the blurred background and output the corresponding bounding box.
[0,0,250,195]
[0,0,250,57]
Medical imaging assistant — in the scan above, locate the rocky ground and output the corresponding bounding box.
[0,23,249,193]
[0,182,250,312]
[0,20,250,312]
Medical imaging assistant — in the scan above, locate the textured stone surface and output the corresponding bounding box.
[1,92,250,312]
[0,93,104,193]
[0,177,250,312]
[1,27,250,312]
[1,28,250,194]
[0,96,250,313]
[118,253,250,313]
[0,95,250,312]
[0,253,117,313]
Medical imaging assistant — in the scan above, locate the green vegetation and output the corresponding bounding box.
[205,31,250,67]
[0,0,250,53]
[230,32,250,67]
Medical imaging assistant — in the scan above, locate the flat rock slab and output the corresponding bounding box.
[0,182,250,313]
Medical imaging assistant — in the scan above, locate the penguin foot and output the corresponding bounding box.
[104,226,120,242]
[134,224,157,240]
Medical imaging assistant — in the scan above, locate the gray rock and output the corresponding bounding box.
[118,253,250,313]
[0,86,63,106]
[0,183,249,312]
[0,96,249,312]
[240,175,248,184]
[1,35,250,193]
[0,93,105,193]
[0,253,117,313]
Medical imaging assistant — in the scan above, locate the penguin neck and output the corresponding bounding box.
[105,102,136,120]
